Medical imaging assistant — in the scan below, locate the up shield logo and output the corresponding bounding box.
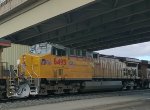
[41,59,51,65]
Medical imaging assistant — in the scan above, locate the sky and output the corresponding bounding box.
[97,41,150,60]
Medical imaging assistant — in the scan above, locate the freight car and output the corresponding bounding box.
[0,39,11,99]
[2,42,150,99]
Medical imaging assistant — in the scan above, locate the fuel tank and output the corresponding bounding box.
[80,81,123,92]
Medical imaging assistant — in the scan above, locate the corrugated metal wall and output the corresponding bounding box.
[2,43,30,66]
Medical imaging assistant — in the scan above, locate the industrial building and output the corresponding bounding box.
[2,43,30,66]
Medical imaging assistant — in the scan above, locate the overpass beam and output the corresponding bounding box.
[10,0,145,44]
[0,0,94,37]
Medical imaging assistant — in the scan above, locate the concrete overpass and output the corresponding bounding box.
[1,0,150,51]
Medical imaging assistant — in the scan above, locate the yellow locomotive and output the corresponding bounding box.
[4,43,150,98]
[17,43,93,96]
[19,46,93,80]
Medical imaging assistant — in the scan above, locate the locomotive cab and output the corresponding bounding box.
[30,43,67,55]
[17,43,93,96]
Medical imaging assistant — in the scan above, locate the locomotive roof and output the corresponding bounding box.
[99,54,141,63]
[116,56,141,63]
[99,54,116,59]
[31,42,150,64]
[141,60,150,65]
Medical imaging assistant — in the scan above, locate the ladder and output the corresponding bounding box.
[7,65,18,97]
[28,65,40,95]
[29,78,38,95]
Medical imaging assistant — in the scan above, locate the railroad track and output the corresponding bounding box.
[0,89,150,110]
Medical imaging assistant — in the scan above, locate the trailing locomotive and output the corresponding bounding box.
[1,42,150,99]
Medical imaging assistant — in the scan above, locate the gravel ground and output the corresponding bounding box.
[8,91,150,110]
[0,90,150,110]
[113,100,150,110]
[78,99,150,110]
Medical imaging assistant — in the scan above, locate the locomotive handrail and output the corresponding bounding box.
[11,65,18,77]
[31,65,40,92]
[31,65,38,78]
[21,64,32,78]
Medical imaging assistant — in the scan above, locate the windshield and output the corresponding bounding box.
[30,43,52,54]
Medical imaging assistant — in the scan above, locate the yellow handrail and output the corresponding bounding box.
[31,65,38,78]
[21,64,32,78]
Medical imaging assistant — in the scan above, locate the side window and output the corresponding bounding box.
[70,49,74,55]
[76,50,82,56]
[62,49,66,56]
[93,53,98,59]
[57,49,66,56]
[82,50,86,57]
[52,47,66,56]
[52,47,57,55]
[70,49,76,56]
[57,49,61,56]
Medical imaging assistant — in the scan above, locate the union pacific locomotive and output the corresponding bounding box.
[0,42,150,99]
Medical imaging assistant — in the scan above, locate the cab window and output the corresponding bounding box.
[82,50,86,57]
[93,53,98,59]
[52,47,66,56]
[76,50,82,56]
[70,49,76,56]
